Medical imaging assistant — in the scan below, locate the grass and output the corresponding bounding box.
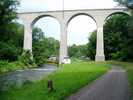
[108,61,133,99]
[0,61,25,74]
[0,62,109,100]
[0,61,37,75]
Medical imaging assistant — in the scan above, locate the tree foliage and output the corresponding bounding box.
[114,0,127,5]
[0,0,22,61]
[87,14,133,61]
[32,27,59,65]
[104,14,130,60]
[115,0,133,61]
[0,0,19,41]
[68,44,87,59]
[86,31,96,60]
[32,27,44,42]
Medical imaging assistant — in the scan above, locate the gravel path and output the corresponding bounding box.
[0,64,57,90]
[67,65,130,100]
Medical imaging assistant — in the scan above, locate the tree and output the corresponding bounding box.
[114,0,127,5]
[0,0,21,61]
[0,22,24,61]
[0,0,19,41]
[68,44,87,59]
[87,14,132,61]
[32,27,44,42]
[104,14,130,60]
[33,37,60,65]
[114,0,133,61]
[87,31,96,60]
[32,27,60,65]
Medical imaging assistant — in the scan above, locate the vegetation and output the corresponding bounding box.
[115,0,133,61]
[114,0,127,5]
[104,14,130,60]
[0,0,27,73]
[19,50,35,67]
[86,31,96,60]
[0,0,60,72]
[69,14,133,62]
[108,61,133,99]
[87,14,133,61]
[0,61,26,74]
[68,31,96,60]
[68,44,88,59]
[0,0,22,61]
[0,62,109,100]
[32,27,60,66]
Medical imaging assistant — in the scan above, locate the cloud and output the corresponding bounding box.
[18,0,118,12]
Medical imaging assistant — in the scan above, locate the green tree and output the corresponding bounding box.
[33,37,59,65]
[115,0,133,61]
[32,27,60,65]
[87,14,131,61]
[68,44,88,59]
[114,0,127,5]
[68,44,79,58]
[87,31,96,60]
[0,0,21,61]
[0,22,24,61]
[104,14,130,60]
[0,0,19,41]
[32,27,44,42]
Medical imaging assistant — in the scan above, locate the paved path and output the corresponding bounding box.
[0,64,57,90]
[67,65,130,100]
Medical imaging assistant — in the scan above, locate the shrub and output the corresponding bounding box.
[0,61,25,73]
[19,50,35,68]
[0,60,9,73]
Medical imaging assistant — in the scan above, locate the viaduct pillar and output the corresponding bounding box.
[95,24,105,61]
[23,21,32,52]
[59,20,68,64]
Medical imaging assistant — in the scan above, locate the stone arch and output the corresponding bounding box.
[103,11,130,60]
[105,11,130,21]
[67,14,97,46]
[30,14,61,41]
[66,13,98,28]
[31,15,61,28]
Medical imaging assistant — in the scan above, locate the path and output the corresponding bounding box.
[0,64,57,90]
[67,65,130,100]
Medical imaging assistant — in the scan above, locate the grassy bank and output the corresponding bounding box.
[0,62,108,100]
[0,61,37,74]
[0,61,25,74]
[109,61,133,99]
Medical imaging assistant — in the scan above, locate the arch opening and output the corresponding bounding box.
[104,12,130,60]
[32,16,61,65]
[105,12,130,21]
[67,13,97,27]
[67,14,97,60]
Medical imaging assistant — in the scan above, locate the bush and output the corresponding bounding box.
[0,61,25,73]
[34,55,46,66]
[111,51,128,61]
[0,61,9,73]
[0,42,21,61]
[19,50,35,68]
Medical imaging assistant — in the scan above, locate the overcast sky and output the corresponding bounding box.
[18,0,119,12]
[18,0,119,46]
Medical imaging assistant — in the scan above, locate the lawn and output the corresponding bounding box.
[0,62,109,100]
[109,61,133,99]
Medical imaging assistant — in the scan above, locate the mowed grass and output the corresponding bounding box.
[109,61,133,99]
[0,62,109,100]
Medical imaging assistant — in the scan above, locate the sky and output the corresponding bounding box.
[18,0,119,12]
[18,0,119,46]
